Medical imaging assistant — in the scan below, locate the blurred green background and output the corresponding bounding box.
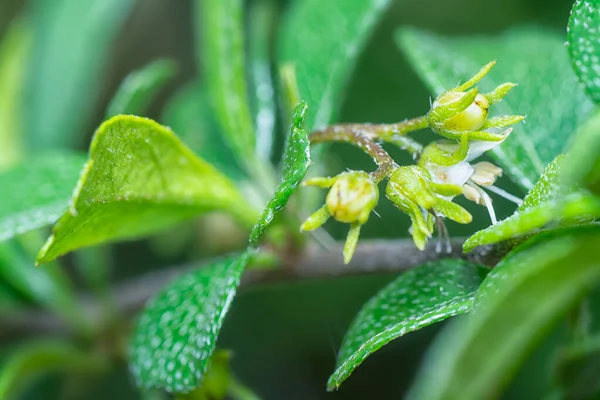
[0,0,578,398]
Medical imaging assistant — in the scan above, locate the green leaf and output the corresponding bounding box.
[463,156,600,251]
[327,259,485,391]
[398,27,594,190]
[162,81,244,181]
[517,155,565,212]
[0,19,29,170]
[278,0,392,131]
[36,115,258,264]
[563,109,600,194]
[107,59,177,118]
[408,226,600,400]
[130,252,251,393]
[196,0,255,161]
[249,102,310,245]
[0,340,107,399]
[568,0,600,103]
[0,153,86,242]
[25,0,136,150]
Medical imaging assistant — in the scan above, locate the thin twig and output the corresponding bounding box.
[0,238,507,338]
[309,130,397,181]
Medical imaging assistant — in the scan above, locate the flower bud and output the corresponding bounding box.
[434,92,489,132]
[326,171,378,224]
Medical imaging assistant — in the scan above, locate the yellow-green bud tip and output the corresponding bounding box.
[437,92,489,132]
[325,171,378,224]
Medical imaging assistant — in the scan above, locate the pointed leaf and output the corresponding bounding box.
[408,226,600,400]
[0,153,86,242]
[0,341,106,399]
[130,252,251,393]
[196,0,255,160]
[107,59,177,117]
[328,259,485,390]
[568,0,600,103]
[278,0,392,131]
[516,155,565,212]
[398,27,594,190]
[463,156,600,251]
[37,116,258,264]
[162,81,244,181]
[25,0,136,149]
[249,102,310,245]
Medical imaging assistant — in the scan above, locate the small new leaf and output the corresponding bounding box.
[249,102,310,245]
[37,115,257,264]
[328,259,485,390]
[130,252,251,393]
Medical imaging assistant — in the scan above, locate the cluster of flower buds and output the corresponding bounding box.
[302,61,525,263]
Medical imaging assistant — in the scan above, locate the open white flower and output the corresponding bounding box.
[418,131,522,224]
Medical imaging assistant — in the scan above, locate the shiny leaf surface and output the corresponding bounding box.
[328,259,485,390]
[130,252,251,393]
[249,102,310,245]
[37,116,257,263]
[568,0,600,103]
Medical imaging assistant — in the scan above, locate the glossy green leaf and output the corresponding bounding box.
[107,59,177,118]
[328,259,485,391]
[0,340,107,399]
[162,81,244,181]
[0,239,86,331]
[0,19,29,170]
[563,109,600,194]
[37,115,258,264]
[0,153,86,242]
[25,0,136,149]
[249,102,310,245]
[278,0,392,131]
[196,0,255,160]
[249,0,276,160]
[463,156,600,251]
[568,0,600,103]
[408,226,600,400]
[130,252,251,393]
[398,27,594,190]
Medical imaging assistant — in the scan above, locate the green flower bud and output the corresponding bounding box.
[426,61,524,141]
[434,92,489,132]
[325,171,378,224]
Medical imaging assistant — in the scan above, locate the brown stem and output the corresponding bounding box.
[309,130,397,182]
[312,116,429,139]
[0,238,509,338]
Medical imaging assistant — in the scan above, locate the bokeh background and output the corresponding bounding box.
[0,0,579,398]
